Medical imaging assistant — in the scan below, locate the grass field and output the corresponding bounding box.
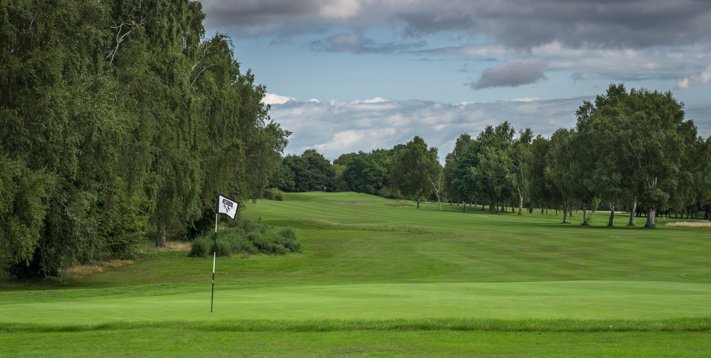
[2,192,711,356]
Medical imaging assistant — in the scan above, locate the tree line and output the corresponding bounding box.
[0,1,287,278]
[271,85,711,227]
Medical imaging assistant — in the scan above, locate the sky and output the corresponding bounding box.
[199,0,711,161]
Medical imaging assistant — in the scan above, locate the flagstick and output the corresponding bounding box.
[211,212,217,313]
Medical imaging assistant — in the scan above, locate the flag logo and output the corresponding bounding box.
[217,195,238,219]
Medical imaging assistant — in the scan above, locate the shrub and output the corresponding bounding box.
[263,188,284,201]
[276,228,300,253]
[190,218,299,257]
[189,236,211,257]
[214,237,232,257]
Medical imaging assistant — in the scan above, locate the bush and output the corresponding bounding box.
[263,188,284,201]
[214,237,232,257]
[190,218,300,257]
[189,236,211,257]
[276,228,300,253]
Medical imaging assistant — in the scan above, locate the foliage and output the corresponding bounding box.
[0,0,287,278]
[279,150,336,192]
[390,136,441,208]
[337,151,388,195]
[262,188,284,201]
[440,84,709,225]
[189,219,299,257]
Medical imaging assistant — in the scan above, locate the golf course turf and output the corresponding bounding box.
[1,192,710,356]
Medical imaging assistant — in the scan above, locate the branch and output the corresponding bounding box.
[190,41,221,85]
[191,63,217,86]
[106,6,146,65]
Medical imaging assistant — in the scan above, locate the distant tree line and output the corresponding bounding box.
[271,85,711,227]
[0,1,287,278]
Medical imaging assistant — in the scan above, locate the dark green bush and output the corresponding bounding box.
[189,236,211,257]
[276,228,300,252]
[190,218,299,257]
[214,237,232,257]
[262,188,284,201]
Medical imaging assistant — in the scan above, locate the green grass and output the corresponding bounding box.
[2,192,711,356]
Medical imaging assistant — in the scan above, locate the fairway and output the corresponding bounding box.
[2,192,711,356]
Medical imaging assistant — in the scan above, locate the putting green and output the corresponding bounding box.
[2,280,710,325]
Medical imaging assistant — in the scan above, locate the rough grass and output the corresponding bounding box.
[2,318,710,333]
[64,260,134,279]
[666,221,711,228]
[2,192,711,356]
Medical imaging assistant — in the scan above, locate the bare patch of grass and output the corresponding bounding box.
[666,221,711,228]
[65,260,134,279]
[161,241,192,252]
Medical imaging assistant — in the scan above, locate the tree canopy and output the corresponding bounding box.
[0,0,287,278]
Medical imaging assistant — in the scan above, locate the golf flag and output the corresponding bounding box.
[217,194,238,219]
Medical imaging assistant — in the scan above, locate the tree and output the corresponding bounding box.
[0,0,289,276]
[444,134,477,211]
[473,122,515,213]
[511,128,533,215]
[339,152,387,195]
[623,88,693,228]
[528,136,557,213]
[573,101,602,226]
[701,137,711,220]
[546,129,576,224]
[282,150,335,192]
[391,136,440,208]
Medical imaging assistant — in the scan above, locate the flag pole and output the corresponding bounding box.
[211,210,217,313]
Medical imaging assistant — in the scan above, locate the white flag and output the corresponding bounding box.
[217,195,238,219]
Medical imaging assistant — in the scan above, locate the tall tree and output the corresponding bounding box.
[511,128,533,215]
[546,129,577,224]
[473,122,515,213]
[624,88,693,228]
[0,0,289,276]
[391,136,440,208]
[444,134,477,211]
[528,136,557,213]
[338,152,387,195]
[282,150,335,192]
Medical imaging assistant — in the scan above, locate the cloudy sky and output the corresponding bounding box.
[200,0,711,160]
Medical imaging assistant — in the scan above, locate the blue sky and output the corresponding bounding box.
[200,0,711,160]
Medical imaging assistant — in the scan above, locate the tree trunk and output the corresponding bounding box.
[628,199,636,226]
[562,201,569,224]
[156,222,167,248]
[463,202,466,212]
[608,205,615,227]
[645,208,657,229]
[416,197,421,209]
[540,207,544,214]
[581,206,589,226]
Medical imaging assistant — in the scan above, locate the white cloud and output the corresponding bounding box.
[318,0,362,19]
[360,97,389,104]
[424,44,511,57]
[315,128,397,153]
[262,93,295,105]
[677,64,711,89]
[269,97,591,161]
